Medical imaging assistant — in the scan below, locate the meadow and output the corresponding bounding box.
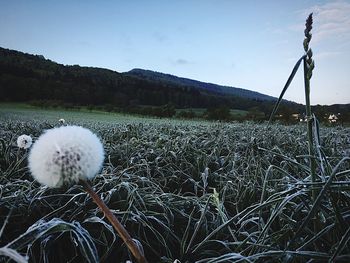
[0,104,349,262]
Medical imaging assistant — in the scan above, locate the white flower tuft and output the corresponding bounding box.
[59,118,65,124]
[28,126,104,187]
[17,135,33,149]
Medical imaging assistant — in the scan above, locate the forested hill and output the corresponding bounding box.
[126,68,277,101]
[0,47,297,113]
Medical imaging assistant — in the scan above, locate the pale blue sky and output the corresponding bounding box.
[1,0,349,105]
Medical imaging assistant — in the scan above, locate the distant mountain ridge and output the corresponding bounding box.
[126,68,277,102]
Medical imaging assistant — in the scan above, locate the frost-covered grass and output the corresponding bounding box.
[0,108,350,262]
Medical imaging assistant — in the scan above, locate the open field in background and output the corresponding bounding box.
[0,103,253,123]
[0,103,153,124]
[175,108,250,118]
[0,103,208,123]
[0,104,350,262]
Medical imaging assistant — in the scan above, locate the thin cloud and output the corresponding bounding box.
[173,58,191,65]
[77,41,92,47]
[297,1,350,44]
[314,51,342,60]
[152,32,168,43]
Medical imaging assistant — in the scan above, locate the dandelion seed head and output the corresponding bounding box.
[28,126,104,187]
[59,118,65,124]
[17,134,32,149]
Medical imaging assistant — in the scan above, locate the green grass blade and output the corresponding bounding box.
[185,196,211,253]
[268,55,306,124]
[329,225,350,262]
[7,218,99,263]
[292,157,350,243]
[0,247,28,263]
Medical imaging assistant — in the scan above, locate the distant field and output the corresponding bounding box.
[176,108,249,117]
[1,103,350,262]
[0,103,226,124]
[0,103,148,123]
[0,103,252,126]
[229,108,249,116]
[0,103,251,124]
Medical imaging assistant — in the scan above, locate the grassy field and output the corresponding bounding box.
[1,103,243,123]
[0,104,350,262]
[175,108,249,118]
[0,103,154,124]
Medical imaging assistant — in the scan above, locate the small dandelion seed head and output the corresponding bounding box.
[28,126,104,188]
[17,135,33,149]
[59,118,65,124]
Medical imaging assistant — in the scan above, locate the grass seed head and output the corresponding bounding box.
[28,125,104,187]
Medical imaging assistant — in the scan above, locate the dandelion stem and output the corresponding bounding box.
[80,180,148,263]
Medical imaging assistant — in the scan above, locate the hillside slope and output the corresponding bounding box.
[127,68,277,101]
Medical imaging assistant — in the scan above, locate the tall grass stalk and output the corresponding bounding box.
[268,13,317,200]
[303,14,317,203]
[267,12,324,241]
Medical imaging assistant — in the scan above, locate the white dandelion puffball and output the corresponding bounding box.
[59,118,65,124]
[28,126,104,187]
[17,135,33,149]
